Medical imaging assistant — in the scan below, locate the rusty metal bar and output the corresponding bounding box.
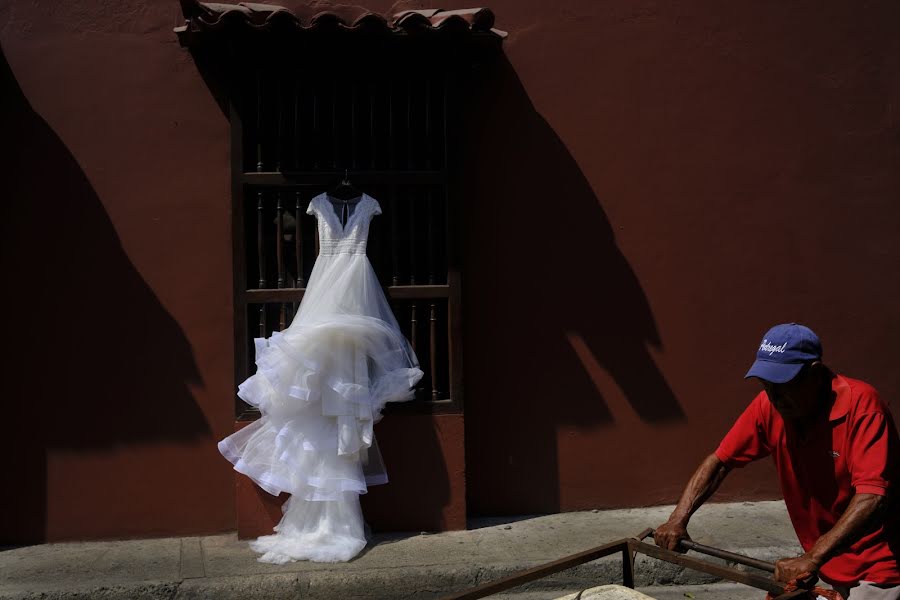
[678,539,776,573]
[440,539,631,600]
[622,548,635,589]
[442,528,800,600]
[643,528,779,575]
[627,540,784,594]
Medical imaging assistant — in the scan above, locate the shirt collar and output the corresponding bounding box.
[829,374,851,421]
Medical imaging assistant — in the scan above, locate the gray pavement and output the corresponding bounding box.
[496,584,771,600]
[0,501,801,600]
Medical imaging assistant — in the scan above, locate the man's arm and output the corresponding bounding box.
[654,453,731,550]
[774,493,886,582]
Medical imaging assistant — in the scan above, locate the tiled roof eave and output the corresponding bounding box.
[175,0,506,47]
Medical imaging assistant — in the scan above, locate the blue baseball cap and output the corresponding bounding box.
[744,323,823,384]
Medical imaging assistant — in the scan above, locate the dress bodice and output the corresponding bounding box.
[307,193,382,256]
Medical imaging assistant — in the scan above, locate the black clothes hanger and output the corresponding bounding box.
[327,170,364,226]
[328,169,363,202]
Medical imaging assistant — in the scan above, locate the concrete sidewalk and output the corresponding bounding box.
[0,501,800,600]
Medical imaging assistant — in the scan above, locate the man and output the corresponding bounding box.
[655,323,899,599]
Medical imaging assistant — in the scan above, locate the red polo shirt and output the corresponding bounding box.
[715,375,900,585]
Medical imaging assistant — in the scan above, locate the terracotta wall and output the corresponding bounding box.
[1,3,237,542]
[2,0,898,541]
[459,0,900,514]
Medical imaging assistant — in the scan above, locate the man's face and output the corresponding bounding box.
[759,363,823,421]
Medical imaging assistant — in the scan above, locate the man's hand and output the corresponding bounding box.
[655,454,730,554]
[774,554,821,583]
[654,520,691,552]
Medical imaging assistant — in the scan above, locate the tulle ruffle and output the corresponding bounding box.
[238,317,421,429]
[220,315,423,500]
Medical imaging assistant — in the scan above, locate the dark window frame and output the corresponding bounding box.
[227,39,467,421]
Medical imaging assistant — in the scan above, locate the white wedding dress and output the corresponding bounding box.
[218,192,424,563]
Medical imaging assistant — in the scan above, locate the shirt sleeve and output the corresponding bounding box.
[715,395,772,468]
[848,411,895,496]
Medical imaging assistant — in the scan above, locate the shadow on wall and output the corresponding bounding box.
[360,416,453,533]
[460,55,684,515]
[0,45,210,544]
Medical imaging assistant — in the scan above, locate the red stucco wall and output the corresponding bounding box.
[1,2,236,542]
[2,0,898,541]
[459,0,900,514]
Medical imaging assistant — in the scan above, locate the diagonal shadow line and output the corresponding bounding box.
[0,42,211,544]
